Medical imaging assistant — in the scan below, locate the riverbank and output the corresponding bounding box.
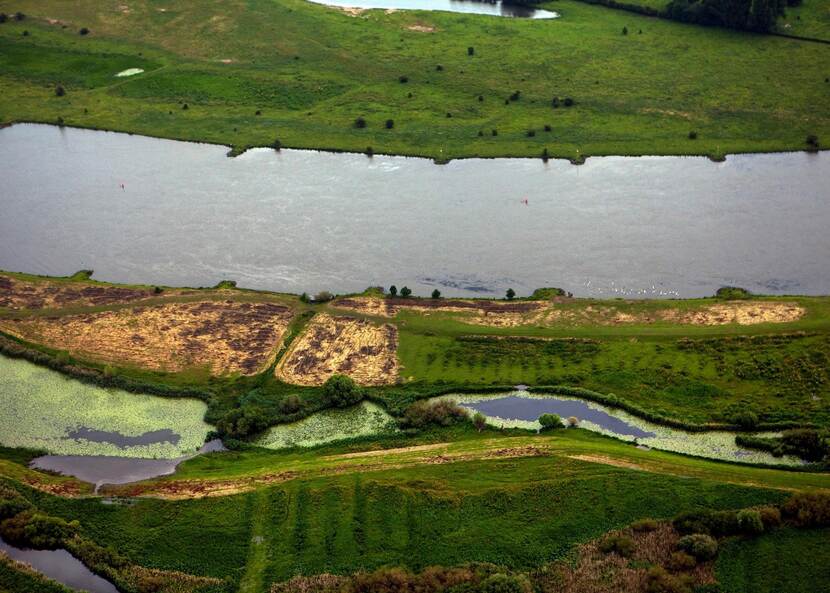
[0,0,827,161]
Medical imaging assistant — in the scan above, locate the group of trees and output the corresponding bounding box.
[665,0,792,32]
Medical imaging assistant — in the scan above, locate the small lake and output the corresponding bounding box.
[308,0,559,18]
[446,392,804,466]
[31,440,226,490]
[1,124,829,298]
[0,537,118,593]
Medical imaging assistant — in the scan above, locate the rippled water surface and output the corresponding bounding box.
[1,124,828,298]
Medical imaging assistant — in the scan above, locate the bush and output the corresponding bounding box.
[216,406,272,439]
[622,26,628,34]
[505,288,515,300]
[526,129,535,137]
[385,119,394,129]
[365,146,373,156]
[544,124,551,132]
[322,375,364,408]
[673,510,738,536]
[314,290,334,302]
[509,90,521,101]
[436,64,444,71]
[688,131,697,140]
[431,289,441,299]
[781,492,830,527]
[388,285,398,297]
[736,509,764,535]
[182,103,188,110]
[728,410,758,429]
[400,286,412,297]
[806,134,819,149]
[757,505,781,529]
[563,97,574,107]
[0,13,7,23]
[467,46,474,55]
[715,286,751,299]
[491,129,498,136]
[279,395,303,415]
[538,413,564,431]
[354,116,367,129]
[0,497,30,520]
[272,138,282,150]
[15,11,25,21]
[631,518,659,532]
[403,400,468,429]
[0,512,79,549]
[598,534,634,557]
[473,412,487,432]
[399,75,408,83]
[79,27,89,35]
[666,551,697,572]
[479,574,531,593]
[780,429,829,462]
[677,534,718,560]
[645,566,694,593]
[55,85,65,97]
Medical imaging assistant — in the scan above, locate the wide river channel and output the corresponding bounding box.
[1,124,828,298]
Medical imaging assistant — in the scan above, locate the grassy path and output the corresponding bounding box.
[238,489,272,593]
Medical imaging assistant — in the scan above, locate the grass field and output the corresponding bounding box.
[715,527,830,592]
[0,0,827,160]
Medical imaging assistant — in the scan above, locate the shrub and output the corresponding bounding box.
[399,75,408,83]
[216,406,271,439]
[446,112,452,118]
[781,492,830,527]
[673,510,738,536]
[0,512,79,549]
[737,509,764,535]
[715,286,751,299]
[492,129,498,136]
[55,85,65,97]
[351,567,412,593]
[272,138,282,150]
[526,129,535,137]
[182,103,188,110]
[382,119,394,130]
[388,285,398,297]
[688,131,697,140]
[403,400,468,429]
[400,286,412,297]
[0,13,7,23]
[544,124,552,132]
[757,505,781,529]
[509,90,521,101]
[780,428,829,462]
[354,116,367,129]
[478,95,484,101]
[598,534,634,557]
[0,497,30,520]
[436,64,444,71]
[677,534,718,560]
[631,518,659,532]
[728,410,758,429]
[322,375,364,408]
[479,574,531,593]
[563,97,574,107]
[541,148,549,161]
[79,27,89,35]
[467,46,474,55]
[645,566,694,593]
[473,412,487,432]
[538,413,564,431]
[279,395,302,415]
[365,146,373,156]
[505,288,516,300]
[15,11,25,21]
[314,290,334,302]
[622,26,628,34]
[806,134,819,148]
[431,289,441,299]
[666,551,697,572]
[551,97,560,108]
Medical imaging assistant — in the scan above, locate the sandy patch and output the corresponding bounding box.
[0,300,294,375]
[277,313,399,386]
[334,6,366,16]
[663,302,805,325]
[407,24,436,32]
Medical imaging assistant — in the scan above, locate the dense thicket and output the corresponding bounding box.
[665,0,786,32]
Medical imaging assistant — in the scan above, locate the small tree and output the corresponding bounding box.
[431,289,441,299]
[539,413,564,431]
[314,290,334,302]
[354,116,367,129]
[398,75,408,83]
[467,46,475,56]
[563,97,574,107]
[505,288,516,300]
[389,285,398,297]
[688,131,698,140]
[806,134,819,149]
[365,146,373,157]
[14,11,25,21]
[272,138,282,151]
[400,286,412,297]
[0,13,7,23]
[491,129,498,136]
[322,374,363,408]
[385,119,394,129]
[55,85,65,97]
[79,27,90,35]
[622,26,628,34]
[473,412,487,432]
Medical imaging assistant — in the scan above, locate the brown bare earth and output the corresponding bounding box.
[0,300,294,375]
[277,313,399,386]
[0,273,188,310]
[333,296,805,328]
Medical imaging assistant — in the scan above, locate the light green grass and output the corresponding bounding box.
[777,0,830,40]
[0,0,827,159]
[0,355,211,458]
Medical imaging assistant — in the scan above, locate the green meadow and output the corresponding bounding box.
[0,0,828,160]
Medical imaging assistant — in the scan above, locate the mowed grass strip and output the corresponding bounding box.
[0,0,827,159]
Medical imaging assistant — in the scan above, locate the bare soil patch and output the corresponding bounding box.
[0,274,186,311]
[568,454,647,472]
[332,296,545,317]
[277,313,399,385]
[407,24,436,32]
[663,301,805,325]
[0,300,293,375]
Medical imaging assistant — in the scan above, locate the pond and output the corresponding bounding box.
[443,392,804,466]
[1,124,828,299]
[0,537,118,593]
[307,0,559,18]
[0,355,211,459]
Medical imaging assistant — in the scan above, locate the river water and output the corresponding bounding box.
[307,0,559,18]
[1,124,828,298]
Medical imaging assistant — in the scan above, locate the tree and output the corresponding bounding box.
[467,46,475,56]
[79,27,90,35]
[322,374,363,408]
[272,138,282,151]
[388,285,398,297]
[431,289,441,299]
[354,116,367,129]
[622,26,628,34]
[473,412,487,432]
[400,286,412,297]
[385,119,394,129]
[505,288,516,300]
[539,413,564,430]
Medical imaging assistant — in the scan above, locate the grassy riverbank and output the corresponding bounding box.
[0,0,828,160]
